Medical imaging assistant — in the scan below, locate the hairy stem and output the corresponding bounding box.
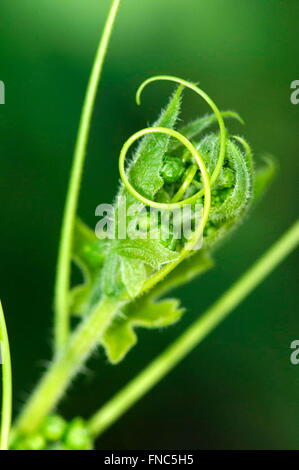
[0,301,12,450]
[13,298,121,437]
[54,0,122,353]
[88,219,299,438]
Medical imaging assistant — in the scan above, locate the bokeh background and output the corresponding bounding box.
[1,0,298,450]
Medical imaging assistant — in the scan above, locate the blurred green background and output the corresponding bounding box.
[1,0,298,450]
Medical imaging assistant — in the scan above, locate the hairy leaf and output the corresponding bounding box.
[152,249,214,297]
[72,218,106,273]
[70,218,106,315]
[170,110,243,151]
[195,134,252,224]
[115,239,179,269]
[101,249,213,363]
[120,257,147,298]
[102,298,184,364]
[102,318,136,364]
[101,252,122,297]
[127,86,183,199]
[210,138,252,223]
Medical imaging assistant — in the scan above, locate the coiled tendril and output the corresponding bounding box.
[118,75,229,291]
[136,75,227,188]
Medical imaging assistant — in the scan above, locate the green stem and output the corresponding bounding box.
[88,219,299,438]
[54,0,122,353]
[0,301,12,450]
[13,297,121,437]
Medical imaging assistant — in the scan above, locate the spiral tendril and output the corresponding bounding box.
[117,75,231,292]
[136,75,227,188]
[119,126,211,211]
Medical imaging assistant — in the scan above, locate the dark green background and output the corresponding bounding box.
[1,0,298,449]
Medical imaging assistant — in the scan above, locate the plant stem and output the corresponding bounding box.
[0,301,12,450]
[54,0,122,354]
[88,219,299,438]
[13,297,121,436]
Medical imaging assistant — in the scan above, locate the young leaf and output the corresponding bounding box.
[115,239,179,269]
[101,250,213,363]
[102,298,184,364]
[152,249,214,297]
[210,138,252,223]
[127,86,183,199]
[196,135,252,224]
[72,218,106,273]
[254,155,277,200]
[70,218,106,315]
[120,257,147,298]
[101,252,122,297]
[102,318,137,364]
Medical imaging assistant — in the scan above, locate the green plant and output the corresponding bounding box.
[1,0,298,450]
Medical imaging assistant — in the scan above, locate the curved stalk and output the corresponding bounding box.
[54,0,122,353]
[0,301,12,450]
[88,219,299,438]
